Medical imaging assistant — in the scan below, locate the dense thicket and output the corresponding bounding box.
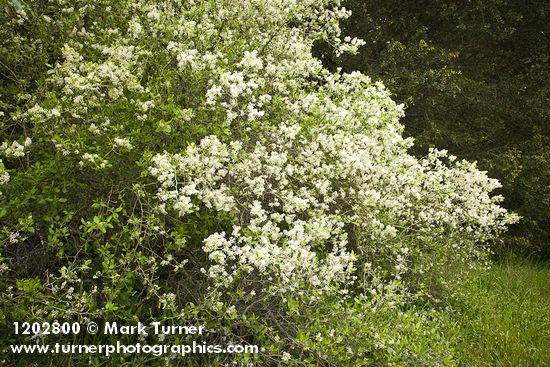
[319,0,549,258]
[0,0,518,365]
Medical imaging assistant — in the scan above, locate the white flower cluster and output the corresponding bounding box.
[113,137,133,150]
[0,138,31,158]
[58,43,145,105]
[0,159,9,196]
[0,171,8,186]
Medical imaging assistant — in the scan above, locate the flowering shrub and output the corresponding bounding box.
[0,0,517,365]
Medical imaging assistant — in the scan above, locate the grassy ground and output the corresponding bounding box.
[445,257,550,366]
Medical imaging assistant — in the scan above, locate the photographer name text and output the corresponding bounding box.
[103,322,205,336]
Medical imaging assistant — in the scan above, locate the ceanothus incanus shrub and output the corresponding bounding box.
[0,0,517,365]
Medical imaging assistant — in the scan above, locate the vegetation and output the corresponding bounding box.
[320,0,550,258]
[444,257,550,366]
[0,0,547,366]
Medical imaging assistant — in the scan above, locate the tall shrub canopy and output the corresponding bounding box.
[0,0,517,365]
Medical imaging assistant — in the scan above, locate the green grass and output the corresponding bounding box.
[445,257,550,367]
